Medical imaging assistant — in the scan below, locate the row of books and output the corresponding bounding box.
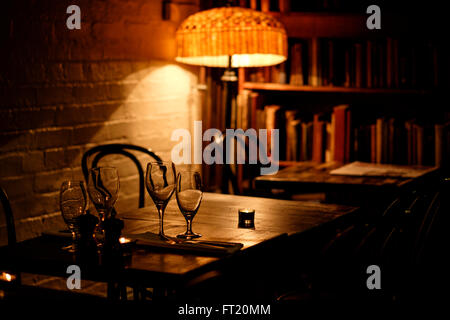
[354,118,448,167]
[246,37,442,89]
[250,103,449,166]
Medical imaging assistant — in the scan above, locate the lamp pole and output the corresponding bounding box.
[221,55,239,194]
[221,55,238,129]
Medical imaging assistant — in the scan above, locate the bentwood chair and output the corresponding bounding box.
[82,144,163,300]
[81,143,162,209]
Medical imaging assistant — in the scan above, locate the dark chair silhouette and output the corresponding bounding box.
[277,178,447,305]
[1,187,106,301]
[175,234,288,301]
[277,191,421,303]
[1,186,21,288]
[81,143,162,208]
[1,187,16,248]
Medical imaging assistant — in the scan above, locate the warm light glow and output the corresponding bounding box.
[175,54,286,68]
[0,272,15,282]
[119,237,129,244]
[175,7,287,68]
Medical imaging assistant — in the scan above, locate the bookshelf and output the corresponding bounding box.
[242,82,432,95]
[201,0,449,193]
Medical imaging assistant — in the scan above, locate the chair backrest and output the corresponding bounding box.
[0,187,16,246]
[81,144,162,208]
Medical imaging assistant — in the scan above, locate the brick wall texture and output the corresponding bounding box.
[0,0,201,245]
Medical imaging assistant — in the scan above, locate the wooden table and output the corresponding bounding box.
[0,193,358,293]
[255,161,439,206]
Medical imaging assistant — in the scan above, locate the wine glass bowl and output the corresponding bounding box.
[87,167,120,223]
[60,180,88,252]
[176,171,203,239]
[145,161,176,239]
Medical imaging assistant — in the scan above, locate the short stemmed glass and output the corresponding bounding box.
[145,161,176,240]
[87,167,120,226]
[176,171,203,239]
[60,180,88,252]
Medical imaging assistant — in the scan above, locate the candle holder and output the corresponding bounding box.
[238,208,255,229]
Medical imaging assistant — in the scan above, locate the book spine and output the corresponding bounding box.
[345,108,352,163]
[333,105,347,162]
[376,118,383,164]
[388,118,395,163]
[405,121,412,165]
[366,40,373,88]
[392,39,399,88]
[290,43,304,86]
[386,38,393,88]
[416,124,424,165]
[382,118,388,163]
[344,46,351,88]
[301,122,308,161]
[325,121,332,162]
[330,113,335,162]
[328,40,334,86]
[370,124,376,163]
[309,38,320,87]
[261,0,270,12]
[250,92,260,130]
[279,0,290,13]
[312,114,324,162]
[354,43,362,88]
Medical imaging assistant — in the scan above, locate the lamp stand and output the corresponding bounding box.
[221,56,239,194]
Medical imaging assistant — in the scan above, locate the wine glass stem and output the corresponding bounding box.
[71,231,77,251]
[158,207,165,237]
[186,218,193,235]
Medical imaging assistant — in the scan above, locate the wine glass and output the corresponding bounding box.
[87,167,120,225]
[175,171,203,239]
[60,180,88,252]
[145,161,176,240]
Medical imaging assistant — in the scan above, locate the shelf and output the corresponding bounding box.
[268,12,368,38]
[265,11,414,38]
[242,82,432,95]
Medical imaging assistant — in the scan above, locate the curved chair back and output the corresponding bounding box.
[81,144,162,208]
[0,187,16,246]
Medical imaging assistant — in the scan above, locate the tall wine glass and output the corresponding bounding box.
[87,167,120,225]
[60,180,88,252]
[176,171,203,239]
[145,161,176,240]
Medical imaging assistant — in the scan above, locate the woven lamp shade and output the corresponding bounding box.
[175,7,287,68]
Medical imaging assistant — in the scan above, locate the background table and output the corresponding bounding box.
[254,161,439,206]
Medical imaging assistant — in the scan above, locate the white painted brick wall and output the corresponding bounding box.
[0,0,201,245]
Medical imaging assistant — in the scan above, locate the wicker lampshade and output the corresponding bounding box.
[175,7,287,68]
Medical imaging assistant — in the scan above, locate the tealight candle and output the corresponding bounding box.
[238,208,255,228]
[0,272,16,282]
[119,237,131,244]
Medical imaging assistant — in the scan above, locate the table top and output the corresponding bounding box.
[0,192,358,287]
[255,161,438,191]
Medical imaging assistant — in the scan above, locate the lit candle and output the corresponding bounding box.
[0,272,16,282]
[238,208,255,228]
[119,237,130,244]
